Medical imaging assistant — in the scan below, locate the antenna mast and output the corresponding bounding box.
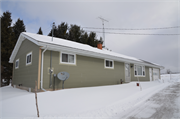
[98,17,108,47]
[52,22,55,41]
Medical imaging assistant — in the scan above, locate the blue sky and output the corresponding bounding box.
[1,0,180,73]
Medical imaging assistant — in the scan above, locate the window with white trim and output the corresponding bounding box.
[105,59,114,68]
[134,65,145,76]
[26,52,32,65]
[15,59,19,69]
[60,52,76,64]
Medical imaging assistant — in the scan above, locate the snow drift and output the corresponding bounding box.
[0,76,179,119]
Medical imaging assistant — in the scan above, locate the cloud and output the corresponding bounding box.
[0,7,3,16]
[1,0,179,73]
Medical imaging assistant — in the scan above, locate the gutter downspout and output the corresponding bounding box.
[49,51,52,87]
[41,46,48,91]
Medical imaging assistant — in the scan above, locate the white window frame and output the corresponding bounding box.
[104,59,114,69]
[15,59,19,69]
[60,52,76,65]
[134,65,145,77]
[26,52,32,66]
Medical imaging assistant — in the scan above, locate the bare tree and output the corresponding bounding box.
[166,69,171,74]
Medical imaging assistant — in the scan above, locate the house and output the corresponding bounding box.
[9,32,164,91]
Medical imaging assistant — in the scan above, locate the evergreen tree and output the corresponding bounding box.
[13,18,26,41]
[48,25,58,37]
[56,22,68,39]
[47,22,102,48]
[80,32,88,44]
[1,11,15,86]
[67,24,83,42]
[87,32,97,47]
[48,22,68,39]
[99,37,103,44]
[37,27,43,35]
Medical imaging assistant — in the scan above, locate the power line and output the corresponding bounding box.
[85,30,180,35]
[83,26,180,30]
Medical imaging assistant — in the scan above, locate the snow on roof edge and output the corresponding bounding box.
[9,32,163,68]
[22,32,142,62]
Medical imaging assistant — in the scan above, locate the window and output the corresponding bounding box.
[15,59,19,69]
[105,59,114,69]
[137,66,142,75]
[26,52,32,65]
[60,52,76,65]
[134,65,145,76]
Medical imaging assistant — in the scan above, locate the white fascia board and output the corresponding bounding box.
[9,33,40,63]
[39,42,163,69]
[39,42,134,62]
[133,63,164,69]
[9,35,24,63]
[21,33,39,46]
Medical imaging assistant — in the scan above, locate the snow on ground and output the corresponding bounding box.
[161,73,180,82]
[117,82,180,119]
[0,75,180,119]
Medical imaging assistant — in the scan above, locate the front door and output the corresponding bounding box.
[125,63,131,82]
[149,68,152,81]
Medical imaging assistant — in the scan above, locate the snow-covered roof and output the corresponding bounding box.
[9,32,164,69]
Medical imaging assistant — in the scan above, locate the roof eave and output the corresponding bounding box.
[39,42,163,69]
[9,32,164,69]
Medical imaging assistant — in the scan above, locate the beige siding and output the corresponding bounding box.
[131,65,150,81]
[13,39,40,88]
[130,65,160,81]
[12,39,160,90]
[43,51,125,89]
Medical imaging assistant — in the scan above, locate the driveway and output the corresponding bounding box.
[120,82,180,119]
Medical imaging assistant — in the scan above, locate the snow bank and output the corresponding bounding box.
[0,77,179,119]
[161,74,180,82]
[0,85,32,101]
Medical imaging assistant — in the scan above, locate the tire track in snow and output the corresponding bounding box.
[122,82,180,119]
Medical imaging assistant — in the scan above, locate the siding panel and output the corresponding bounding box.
[13,39,39,88]
[130,65,159,81]
[43,51,125,89]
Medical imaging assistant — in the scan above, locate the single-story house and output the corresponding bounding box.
[9,32,164,91]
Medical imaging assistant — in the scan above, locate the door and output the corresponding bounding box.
[125,63,131,82]
[149,68,152,81]
[153,68,159,80]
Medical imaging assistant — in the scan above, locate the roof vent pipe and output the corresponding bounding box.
[41,46,48,91]
[52,22,55,41]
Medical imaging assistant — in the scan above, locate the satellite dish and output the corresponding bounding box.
[57,72,69,81]
[57,72,69,89]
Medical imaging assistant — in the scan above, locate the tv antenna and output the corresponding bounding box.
[98,17,109,47]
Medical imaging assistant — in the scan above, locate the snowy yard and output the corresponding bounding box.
[0,74,180,119]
